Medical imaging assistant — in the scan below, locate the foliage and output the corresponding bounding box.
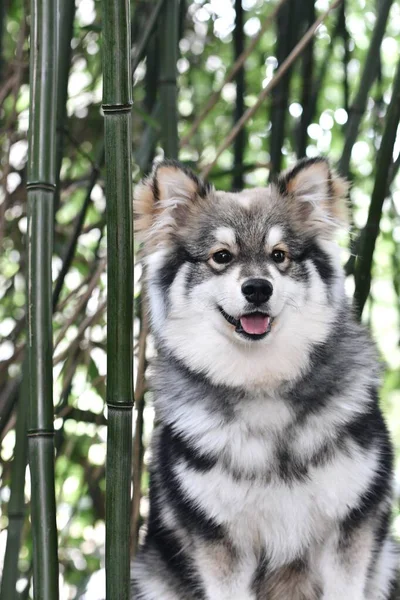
[0,0,399,598]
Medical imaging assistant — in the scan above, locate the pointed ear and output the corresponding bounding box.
[134,160,211,248]
[277,158,349,236]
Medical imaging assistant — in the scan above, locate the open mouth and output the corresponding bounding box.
[218,306,272,340]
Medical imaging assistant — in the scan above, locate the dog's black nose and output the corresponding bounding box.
[241,278,273,306]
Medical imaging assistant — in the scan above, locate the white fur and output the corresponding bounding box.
[266,225,284,249]
[176,444,379,570]
[213,226,237,248]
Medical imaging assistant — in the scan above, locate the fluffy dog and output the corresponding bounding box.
[132,157,397,599]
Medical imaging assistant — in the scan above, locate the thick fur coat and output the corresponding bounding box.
[132,158,397,600]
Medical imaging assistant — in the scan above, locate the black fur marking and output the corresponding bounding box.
[343,391,388,450]
[298,241,334,284]
[277,447,310,484]
[251,550,269,595]
[165,424,217,472]
[158,426,225,541]
[158,246,198,293]
[374,508,392,555]
[146,520,206,599]
[339,442,393,547]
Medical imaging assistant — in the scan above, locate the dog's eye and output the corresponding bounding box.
[271,249,286,263]
[212,250,233,265]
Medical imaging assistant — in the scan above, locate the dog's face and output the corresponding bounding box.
[135,158,349,388]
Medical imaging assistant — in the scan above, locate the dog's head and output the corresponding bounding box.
[135,158,349,388]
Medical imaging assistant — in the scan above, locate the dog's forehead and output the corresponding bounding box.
[195,187,286,246]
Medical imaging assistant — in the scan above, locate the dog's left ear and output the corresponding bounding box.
[134,160,211,248]
[277,158,349,235]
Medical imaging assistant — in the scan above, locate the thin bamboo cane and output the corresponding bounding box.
[101,0,134,597]
[201,0,343,180]
[0,364,28,600]
[54,0,75,211]
[131,0,164,77]
[297,0,316,158]
[0,1,4,87]
[269,0,298,176]
[353,58,400,319]
[232,0,245,190]
[26,0,59,597]
[159,0,179,158]
[179,0,290,149]
[338,0,393,178]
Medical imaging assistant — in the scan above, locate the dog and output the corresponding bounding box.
[132,157,397,599]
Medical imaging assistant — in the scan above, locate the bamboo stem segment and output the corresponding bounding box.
[159,0,179,158]
[101,0,134,597]
[338,0,393,178]
[354,58,400,319]
[27,0,59,597]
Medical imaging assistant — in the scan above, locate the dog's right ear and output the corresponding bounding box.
[134,160,211,248]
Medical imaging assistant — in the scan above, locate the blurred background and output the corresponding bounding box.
[1,0,400,597]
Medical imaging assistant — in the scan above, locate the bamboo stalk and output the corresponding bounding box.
[0,364,28,600]
[54,0,75,211]
[201,0,343,179]
[338,0,393,177]
[179,0,290,149]
[0,0,4,87]
[101,0,134,597]
[353,58,400,319]
[269,0,298,175]
[306,9,342,136]
[131,0,164,77]
[232,0,245,190]
[297,0,316,158]
[159,0,179,158]
[340,1,350,114]
[134,102,161,172]
[26,0,59,597]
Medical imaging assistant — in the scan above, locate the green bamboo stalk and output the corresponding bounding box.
[101,0,134,597]
[134,102,161,172]
[338,0,393,177]
[269,0,298,176]
[131,0,164,77]
[54,0,75,211]
[353,58,400,319]
[26,0,59,597]
[0,362,29,600]
[296,0,315,157]
[0,0,4,87]
[159,0,179,158]
[340,1,350,114]
[305,9,342,144]
[233,0,245,190]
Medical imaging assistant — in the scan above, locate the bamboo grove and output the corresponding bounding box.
[0,0,400,597]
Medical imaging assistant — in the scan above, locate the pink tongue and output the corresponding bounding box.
[240,314,270,335]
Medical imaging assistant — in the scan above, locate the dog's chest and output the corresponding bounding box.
[175,399,377,566]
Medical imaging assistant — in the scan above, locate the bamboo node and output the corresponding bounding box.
[102,102,133,114]
[27,430,55,438]
[26,182,56,192]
